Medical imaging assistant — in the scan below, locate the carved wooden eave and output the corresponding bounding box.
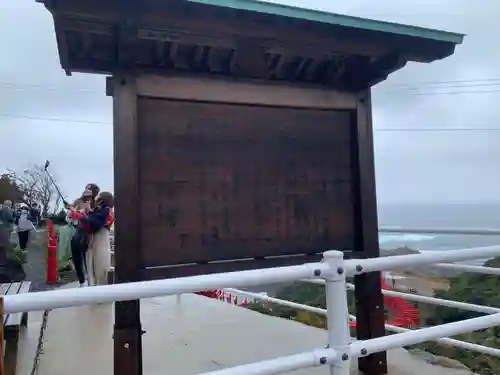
[37,0,463,91]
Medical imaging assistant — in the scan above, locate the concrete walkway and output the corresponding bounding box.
[11,283,473,375]
[15,310,46,375]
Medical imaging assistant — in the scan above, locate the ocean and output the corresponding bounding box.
[378,203,500,256]
[238,203,500,298]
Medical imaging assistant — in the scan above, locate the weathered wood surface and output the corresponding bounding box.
[40,0,459,88]
[352,91,387,374]
[134,74,358,110]
[112,76,143,375]
[137,99,355,269]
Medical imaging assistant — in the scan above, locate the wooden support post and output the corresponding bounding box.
[0,296,4,375]
[352,90,388,375]
[111,75,143,375]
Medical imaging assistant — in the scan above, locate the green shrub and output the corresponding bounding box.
[44,210,67,226]
[6,243,27,264]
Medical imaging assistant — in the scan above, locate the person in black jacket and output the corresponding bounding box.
[69,184,102,287]
[29,203,41,228]
[79,193,112,234]
[83,192,114,286]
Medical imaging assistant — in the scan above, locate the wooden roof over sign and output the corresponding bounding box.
[37,0,464,91]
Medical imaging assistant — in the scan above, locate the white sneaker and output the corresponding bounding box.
[79,283,85,288]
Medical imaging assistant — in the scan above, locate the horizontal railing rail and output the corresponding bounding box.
[302,278,500,314]
[432,262,500,275]
[379,226,500,236]
[344,245,500,275]
[225,285,500,358]
[5,244,500,375]
[3,262,327,314]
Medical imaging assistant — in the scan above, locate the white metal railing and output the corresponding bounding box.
[302,278,500,314]
[346,245,500,275]
[3,243,500,374]
[224,287,500,358]
[379,226,500,236]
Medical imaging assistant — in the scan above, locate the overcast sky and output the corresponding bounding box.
[1,0,499,206]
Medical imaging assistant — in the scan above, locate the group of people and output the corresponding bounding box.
[0,183,114,288]
[0,201,41,250]
[61,183,114,287]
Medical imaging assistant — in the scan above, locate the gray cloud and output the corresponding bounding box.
[1,0,499,204]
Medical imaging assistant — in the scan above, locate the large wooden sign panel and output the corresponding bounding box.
[137,98,355,270]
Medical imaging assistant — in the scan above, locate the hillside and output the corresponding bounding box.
[380,247,463,278]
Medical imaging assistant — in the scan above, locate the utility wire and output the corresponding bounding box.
[2,78,500,130]
[1,112,500,132]
[0,113,110,125]
[407,83,500,89]
[389,77,500,87]
[0,83,102,93]
[410,89,500,96]
[4,79,500,96]
[376,128,500,132]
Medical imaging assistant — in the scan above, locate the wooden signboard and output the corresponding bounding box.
[38,0,462,374]
[137,99,355,276]
[111,74,361,279]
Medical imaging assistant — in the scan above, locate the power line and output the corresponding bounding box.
[0,83,102,93]
[408,83,500,89]
[4,79,500,97]
[1,112,499,133]
[410,89,500,96]
[390,78,500,86]
[379,80,500,96]
[375,128,500,132]
[0,113,110,125]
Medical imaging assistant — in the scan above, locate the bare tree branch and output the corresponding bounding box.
[8,164,58,216]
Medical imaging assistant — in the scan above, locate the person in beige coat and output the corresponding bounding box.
[66,184,99,286]
[83,192,113,286]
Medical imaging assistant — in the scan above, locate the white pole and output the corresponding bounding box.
[4,262,327,314]
[351,312,500,357]
[379,226,500,236]
[345,245,500,275]
[198,348,338,375]
[323,250,351,375]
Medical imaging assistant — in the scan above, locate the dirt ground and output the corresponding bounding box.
[391,273,450,297]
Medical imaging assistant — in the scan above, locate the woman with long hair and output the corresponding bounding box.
[83,191,114,286]
[74,184,100,211]
[62,184,100,286]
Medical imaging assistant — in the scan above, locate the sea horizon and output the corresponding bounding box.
[378,202,500,267]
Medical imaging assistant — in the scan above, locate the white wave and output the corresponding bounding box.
[379,233,436,244]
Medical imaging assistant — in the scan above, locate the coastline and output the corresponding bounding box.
[380,247,453,296]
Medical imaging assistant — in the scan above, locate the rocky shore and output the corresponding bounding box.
[381,247,464,278]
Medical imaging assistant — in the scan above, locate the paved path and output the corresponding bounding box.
[23,230,51,292]
[29,286,472,375]
[14,229,76,292]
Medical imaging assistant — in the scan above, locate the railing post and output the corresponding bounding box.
[323,250,351,375]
